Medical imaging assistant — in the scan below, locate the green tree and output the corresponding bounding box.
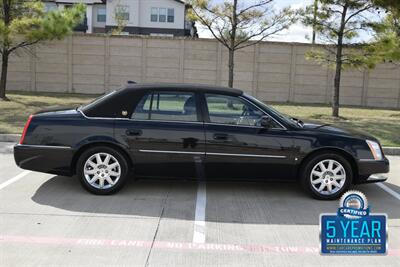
[112,2,129,35]
[301,0,376,117]
[0,0,85,100]
[366,0,400,65]
[188,0,296,88]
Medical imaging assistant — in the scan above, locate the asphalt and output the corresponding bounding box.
[0,141,399,267]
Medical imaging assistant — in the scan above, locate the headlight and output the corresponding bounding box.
[366,140,383,160]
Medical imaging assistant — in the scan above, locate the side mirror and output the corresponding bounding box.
[260,116,273,128]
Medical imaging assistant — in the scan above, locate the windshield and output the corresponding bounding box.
[244,94,301,128]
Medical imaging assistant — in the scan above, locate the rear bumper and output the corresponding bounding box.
[14,144,74,176]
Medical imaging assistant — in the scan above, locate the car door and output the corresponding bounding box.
[114,90,205,179]
[202,93,295,180]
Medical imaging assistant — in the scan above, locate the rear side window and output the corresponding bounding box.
[132,91,198,122]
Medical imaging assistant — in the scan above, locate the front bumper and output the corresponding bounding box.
[357,157,390,184]
[14,144,75,176]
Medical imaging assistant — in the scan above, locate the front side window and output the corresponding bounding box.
[205,94,278,127]
[167,8,174,23]
[159,8,166,22]
[151,7,158,22]
[97,7,106,22]
[132,92,198,122]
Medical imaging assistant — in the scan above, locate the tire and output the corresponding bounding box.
[300,152,353,200]
[76,146,129,195]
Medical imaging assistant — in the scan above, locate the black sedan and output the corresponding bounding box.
[14,83,389,199]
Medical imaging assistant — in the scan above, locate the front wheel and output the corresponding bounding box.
[301,153,353,200]
[76,146,129,195]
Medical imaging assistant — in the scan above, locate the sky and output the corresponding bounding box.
[196,0,373,44]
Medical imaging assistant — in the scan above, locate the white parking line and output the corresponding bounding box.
[0,171,32,190]
[193,182,206,243]
[376,183,400,201]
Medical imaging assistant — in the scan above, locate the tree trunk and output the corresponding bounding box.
[0,51,9,101]
[333,54,342,117]
[332,5,347,118]
[228,48,234,88]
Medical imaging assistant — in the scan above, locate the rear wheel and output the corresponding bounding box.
[77,146,129,195]
[301,153,353,200]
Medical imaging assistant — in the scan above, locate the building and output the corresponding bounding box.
[43,0,196,37]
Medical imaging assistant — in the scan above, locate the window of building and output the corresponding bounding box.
[151,7,158,22]
[115,5,129,21]
[159,8,166,22]
[167,8,174,23]
[132,92,198,122]
[44,2,57,12]
[97,7,106,22]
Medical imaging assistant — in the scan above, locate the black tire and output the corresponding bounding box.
[76,146,129,195]
[300,152,353,200]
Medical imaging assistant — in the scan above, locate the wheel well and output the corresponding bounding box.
[70,142,133,175]
[297,148,359,183]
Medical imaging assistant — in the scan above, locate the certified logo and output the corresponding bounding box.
[320,190,387,255]
[338,191,369,219]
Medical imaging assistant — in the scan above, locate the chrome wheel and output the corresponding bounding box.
[83,152,121,189]
[310,159,346,195]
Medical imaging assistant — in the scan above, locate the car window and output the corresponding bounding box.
[132,91,198,122]
[205,94,279,127]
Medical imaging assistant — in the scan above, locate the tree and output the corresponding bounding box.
[301,0,376,117]
[0,0,85,100]
[188,0,296,88]
[111,2,129,35]
[365,0,400,65]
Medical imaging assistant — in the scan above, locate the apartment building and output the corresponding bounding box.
[44,0,195,37]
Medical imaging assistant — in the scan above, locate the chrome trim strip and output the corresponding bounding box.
[18,144,72,149]
[138,149,285,159]
[139,149,205,155]
[207,152,286,158]
[359,159,378,162]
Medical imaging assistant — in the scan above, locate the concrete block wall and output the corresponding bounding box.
[4,34,400,109]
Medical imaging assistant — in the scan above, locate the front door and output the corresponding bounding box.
[202,93,295,180]
[114,91,205,179]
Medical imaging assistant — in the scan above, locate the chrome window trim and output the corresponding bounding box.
[79,95,287,131]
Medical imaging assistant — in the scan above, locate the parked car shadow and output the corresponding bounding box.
[31,175,400,225]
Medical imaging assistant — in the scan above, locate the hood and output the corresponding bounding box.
[302,120,377,141]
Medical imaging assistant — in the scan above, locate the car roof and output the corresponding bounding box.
[125,83,243,96]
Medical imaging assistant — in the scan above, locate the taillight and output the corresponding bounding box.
[20,115,33,144]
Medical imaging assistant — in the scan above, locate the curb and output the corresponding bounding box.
[0,134,20,143]
[0,134,399,155]
[383,147,400,156]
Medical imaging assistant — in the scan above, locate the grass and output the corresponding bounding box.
[1,91,399,146]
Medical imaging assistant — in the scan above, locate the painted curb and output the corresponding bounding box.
[0,134,399,155]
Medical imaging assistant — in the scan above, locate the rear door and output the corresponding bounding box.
[114,90,205,179]
[202,93,295,180]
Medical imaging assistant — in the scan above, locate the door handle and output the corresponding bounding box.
[126,129,142,136]
[213,133,228,140]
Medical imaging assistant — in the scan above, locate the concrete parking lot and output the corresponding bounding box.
[1,141,399,267]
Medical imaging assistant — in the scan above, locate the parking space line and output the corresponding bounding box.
[0,170,32,190]
[376,183,400,201]
[193,182,206,243]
